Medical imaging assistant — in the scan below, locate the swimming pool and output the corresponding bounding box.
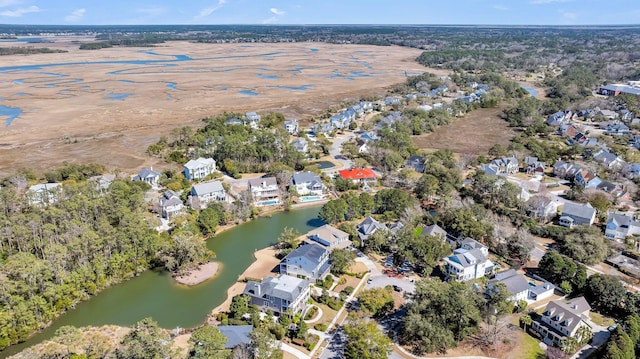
[259,200,280,206]
[299,195,324,202]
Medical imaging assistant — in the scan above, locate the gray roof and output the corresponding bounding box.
[283,243,328,265]
[489,270,530,296]
[291,171,321,185]
[561,202,595,221]
[217,325,253,349]
[135,168,161,180]
[28,183,61,192]
[192,180,224,196]
[244,275,309,302]
[357,216,388,239]
[447,248,487,268]
[542,297,591,335]
[530,282,555,296]
[248,176,277,188]
[160,190,182,207]
[422,224,447,238]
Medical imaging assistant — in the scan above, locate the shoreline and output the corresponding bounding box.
[173,261,220,286]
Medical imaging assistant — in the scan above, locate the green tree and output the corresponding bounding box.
[560,337,579,354]
[519,314,532,332]
[318,198,348,224]
[230,295,250,320]
[358,287,394,317]
[277,227,301,250]
[249,326,282,359]
[343,315,392,359]
[331,248,355,275]
[197,207,221,235]
[559,226,610,265]
[116,318,174,359]
[189,326,229,359]
[585,274,627,315]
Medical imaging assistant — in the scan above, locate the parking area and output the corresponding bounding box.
[365,274,415,293]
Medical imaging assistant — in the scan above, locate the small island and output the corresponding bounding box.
[173,262,220,286]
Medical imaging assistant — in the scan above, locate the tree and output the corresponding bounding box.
[358,287,394,317]
[189,326,229,359]
[318,198,348,224]
[230,295,250,320]
[276,227,301,250]
[249,326,282,359]
[197,207,221,235]
[559,226,610,265]
[230,343,253,359]
[395,227,450,276]
[576,325,592,345]
[116,318,174,359]
[400,279,481,354]
[343,315,392,359]
[506,229,534,265]
[331,248,355,275]
[560,337,579,354]
[374,188,413,218]
[519,314,532,332]
[585,274,627,315]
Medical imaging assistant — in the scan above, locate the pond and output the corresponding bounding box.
[312,161,336,170]
[520,85,538,97]
[0,206,322,357]
[0,104,24,127]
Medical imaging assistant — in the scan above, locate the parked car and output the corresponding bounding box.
[393,285,402,292]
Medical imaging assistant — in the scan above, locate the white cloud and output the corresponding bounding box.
[194,0,227,20]
[64,8,85,22]
[531,0,573,4]
[493,5,508,11]
[270,7,285,16]
[1,5,40,17]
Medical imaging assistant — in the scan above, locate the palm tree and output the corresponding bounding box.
[576,325,593,345]
[520,314,532,332]
[560,337,579,354]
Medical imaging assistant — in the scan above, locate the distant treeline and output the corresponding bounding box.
[0,47,67,55]
[79,38,164,50]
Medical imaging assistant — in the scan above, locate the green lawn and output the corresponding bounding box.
[590,311,615,326]
[516,330,544,359]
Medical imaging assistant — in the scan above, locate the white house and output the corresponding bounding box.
[532,297,592,347]
[133,168,161,187]
[159,190,184,219]
[279,243,330,281]
[291,138,309,153]
[245,112,261,128]
[559,202,596,228]
[605,212,640,241]
[284,119,298,135]
[356,216,388,243]
[27,183,62,206]
[444,238,493,281]
[190,180,226,209]
[183,157,217,181]
[488,269,530,302]
[248,177,280,205]
[290,172,324,196]
[243,275,310,316]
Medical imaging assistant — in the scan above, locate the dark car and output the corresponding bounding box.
[393,285,402,292]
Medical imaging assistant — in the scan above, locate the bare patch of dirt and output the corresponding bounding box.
[412,105,516,155]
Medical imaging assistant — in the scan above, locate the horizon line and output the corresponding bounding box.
[1,23,640,28]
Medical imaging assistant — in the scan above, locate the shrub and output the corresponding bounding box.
[342,286,354,295]
[304,306,318,321]
[314,323,328,331]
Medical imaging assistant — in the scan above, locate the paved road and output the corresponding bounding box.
[365,274,416,294]
[324,133,355,175]
[318,327,347,359]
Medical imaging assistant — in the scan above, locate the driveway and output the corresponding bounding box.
[318,327,347,359]
[365,274,416,294]
[324,133,355,175]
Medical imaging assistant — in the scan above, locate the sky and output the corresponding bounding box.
[0,0,639,26]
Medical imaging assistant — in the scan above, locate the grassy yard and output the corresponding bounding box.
[590,311,615,326]
[510,331,544,359]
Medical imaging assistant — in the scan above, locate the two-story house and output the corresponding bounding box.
[532,297,592,347]
[243,274,310,316]
[190,180,226,209]
[338,168,378,185]
[27,183,62,206]
[279,243,330,281]
[183,157,217,181]
[291,138,309,153]
[248,177,280,205]
[487,269,530,302]
[284,119,299,135]
[559,202,596,228]
[159,190,185,219]
[605,212,640,241]
[245,112,261,128]
[133,167,161,187]
[290,172,324,197]
[305,224,352,251]
[593,149,626,170]
[444,238,493,281]
[356,216,388,243]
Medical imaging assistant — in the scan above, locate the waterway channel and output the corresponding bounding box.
[1,206,322,357]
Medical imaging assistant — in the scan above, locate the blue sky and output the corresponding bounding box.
[0,0,638,26]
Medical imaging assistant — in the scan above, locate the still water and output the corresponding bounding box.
[1,206,322,357]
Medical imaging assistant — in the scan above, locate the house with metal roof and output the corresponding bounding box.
[243,274,311,315]
[133,167,161,187]
[217,325,253,349]
[532,297,592,347]
[279,243,330,280]
[338,167,377,184]
[183,157,217,181]
[605,212,640,241]
[290,172,324,196]
[356,216,388,243]
[190,180,226,209]
[488,269,530,302]
[159,190,184,219]
[305,224,352,251]
[559,202,596,228]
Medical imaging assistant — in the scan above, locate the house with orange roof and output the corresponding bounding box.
[338,167,378,184]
